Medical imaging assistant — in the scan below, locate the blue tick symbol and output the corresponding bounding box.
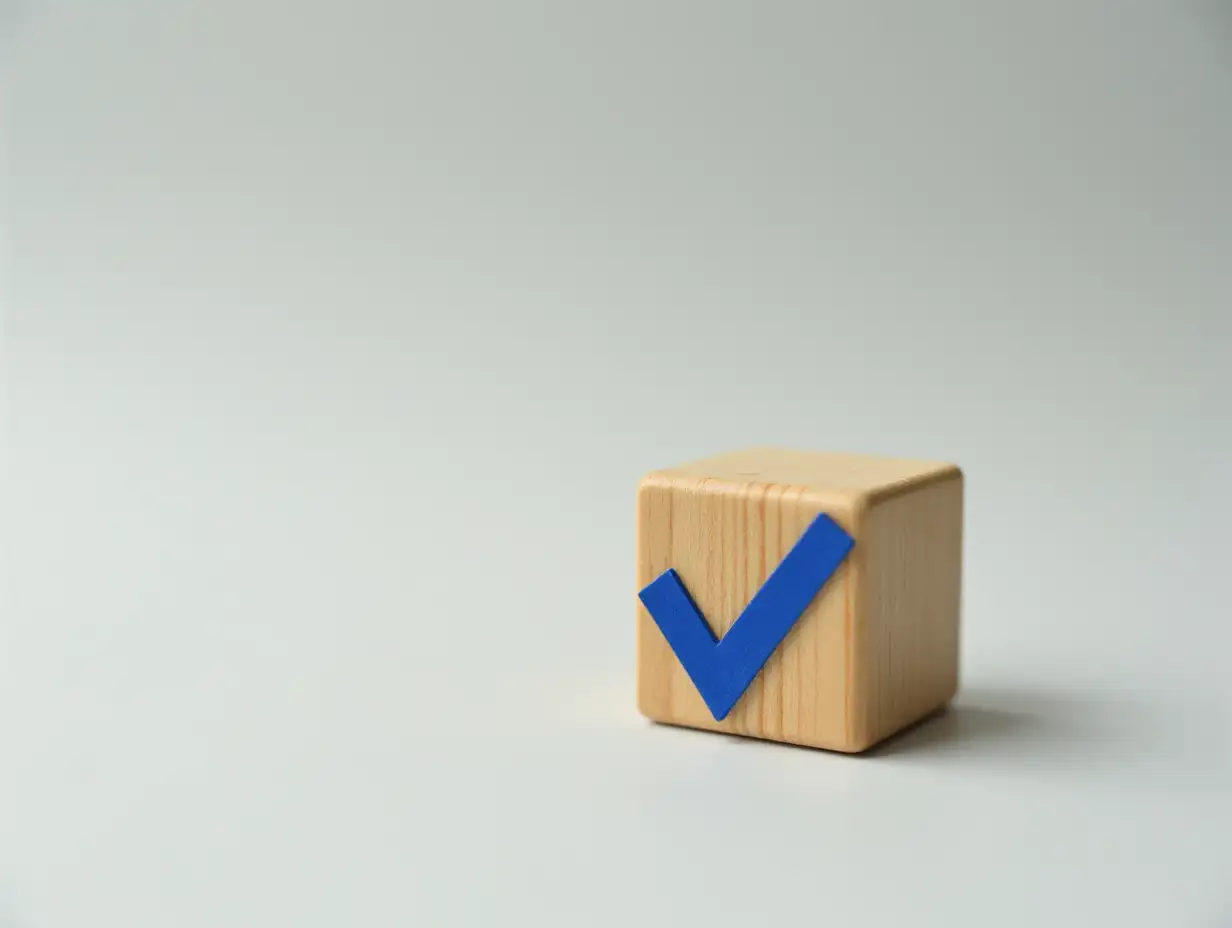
[638,513,854,722]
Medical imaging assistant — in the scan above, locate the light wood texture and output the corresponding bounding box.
[854,473,964,749]
[635,448,963,753]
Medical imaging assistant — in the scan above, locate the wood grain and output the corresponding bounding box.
[853,472,964,750]
[635,448,963,753]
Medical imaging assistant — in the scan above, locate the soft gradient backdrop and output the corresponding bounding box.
[3,2,1231,926]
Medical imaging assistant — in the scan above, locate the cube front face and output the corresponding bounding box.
[636,474,859,750]
[635,448,963,753]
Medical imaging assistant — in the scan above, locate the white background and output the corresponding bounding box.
[3,2,1231,926]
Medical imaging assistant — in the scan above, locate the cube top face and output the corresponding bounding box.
[636,447,963,753]
[647,447,960,508]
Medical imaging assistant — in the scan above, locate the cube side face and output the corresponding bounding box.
[850,472,964,750]
[635,473,863,751]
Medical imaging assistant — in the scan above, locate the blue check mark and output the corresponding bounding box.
[639,513,854,721]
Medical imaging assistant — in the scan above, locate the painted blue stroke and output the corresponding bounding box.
[638,513,854,722]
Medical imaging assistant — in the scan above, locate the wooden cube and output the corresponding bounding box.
[635,447,963,753]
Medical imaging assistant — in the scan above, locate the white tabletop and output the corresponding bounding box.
[3,3,1231,926]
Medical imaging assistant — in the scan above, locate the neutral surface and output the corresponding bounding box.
[3,2,1232,927]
